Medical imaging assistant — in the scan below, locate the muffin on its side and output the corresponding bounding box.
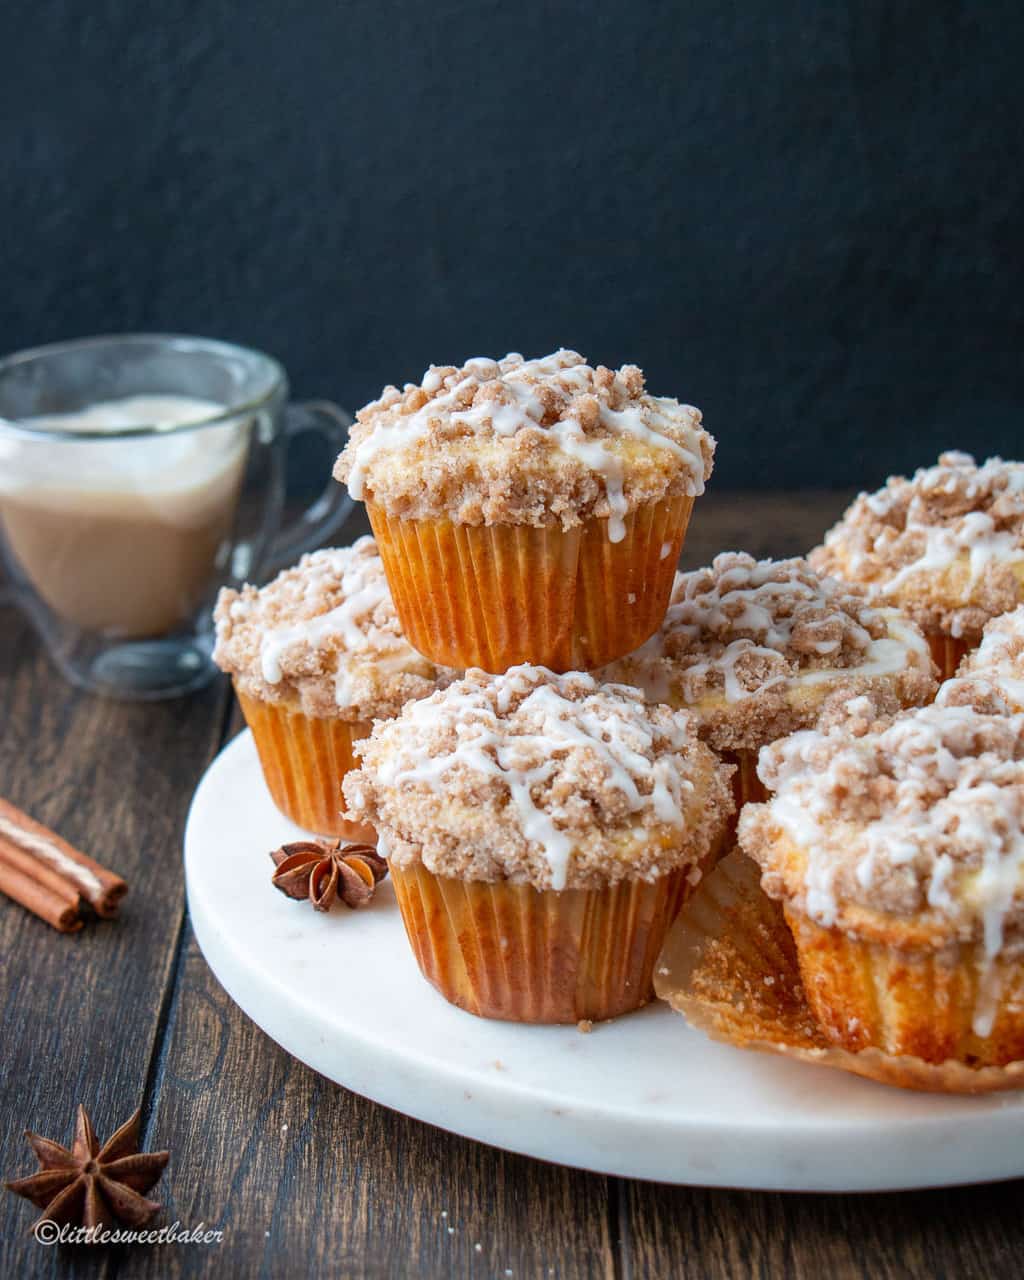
[342,665,734,1023]
[333,350,715,672]
[810,452,1024,677]
[739,703,1024,1067]
[601,552,937,813]
[938,604,1024,714]
[214,538,452,839]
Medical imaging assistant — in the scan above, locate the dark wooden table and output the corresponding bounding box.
[1,492,1021,1280]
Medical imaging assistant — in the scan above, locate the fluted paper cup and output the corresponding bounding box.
[367,496,695,672]
[784,905,1024,1067]
[926,631,973,681]
[727,748,767,809]
[389,861,694,1023]
[236,689,375,841]
[712,747,768,853]
[654,849,1024,1093]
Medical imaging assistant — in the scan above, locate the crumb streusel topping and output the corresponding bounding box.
[334,350,715,540]
[810,452,1024,639]
[599,553,936,751]
[739,703,1024,1032]
[213,539,451,720]
[939,605,1024,714]
[342,665,734,891]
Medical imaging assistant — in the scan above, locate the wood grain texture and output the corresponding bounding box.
[135,925,613,1280]
[2,492,1021,1280]
[0,607,229,1276]
[618,1180,1024,1280]
[678,489,856,569]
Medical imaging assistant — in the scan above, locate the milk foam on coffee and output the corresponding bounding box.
[0,395,248,637]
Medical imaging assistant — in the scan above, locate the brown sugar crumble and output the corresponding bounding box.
[213,538,453,719]
[810,453,1024,640]
[600,553,936,751]
[739,703,1024,941]
[334,350,715,529]
[342,665,734,891]
[939,604,1024,714]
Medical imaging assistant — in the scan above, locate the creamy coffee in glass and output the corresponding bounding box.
[0,395,246,637]
[0,335,353,699]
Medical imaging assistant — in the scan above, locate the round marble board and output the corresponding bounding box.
[185,730,1024,1192]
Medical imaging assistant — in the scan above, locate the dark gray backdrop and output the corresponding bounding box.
[2,1,1021,489]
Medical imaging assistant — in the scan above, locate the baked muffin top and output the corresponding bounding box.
[739,703,1024,954]
[213,538,452,721]
[333,350,714,538]
[809,452,1024,640]
[342,665,733,891]
[939,605,1024,714]
[600,553,936,751]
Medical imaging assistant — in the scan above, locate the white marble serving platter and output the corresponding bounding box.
[185,730,1024,1191]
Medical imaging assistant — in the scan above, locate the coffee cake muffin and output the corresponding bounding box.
[214,538,451,838]
[333,350,715,672]
[739,703,1024,1066]
[342,665,734,1022]
[938,605,1024,714]
[810,452,1024,677]
[601,553,937,811]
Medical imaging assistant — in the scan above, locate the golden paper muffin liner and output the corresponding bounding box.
[366,496,695,672]
[727,748,768,809]
[389,861,694,1023]
[926,631,974,681]
[236,689,375,841]
[783,905,1024,1067]
[711,748,768,852]
[654,849,1024,1093]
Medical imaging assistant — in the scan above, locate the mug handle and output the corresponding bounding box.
[260,399,356,576]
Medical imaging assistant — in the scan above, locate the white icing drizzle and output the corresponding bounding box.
[790,615,930,688]
[757,705,1024,1035]
[345,350,707,541]
[939,604,1024,712]
[371,666,692,889]
[237,540,422,709]
[602,554,927,706]
[882,513,1022,596]
[0,815,103,897]
[823,453,1024,600]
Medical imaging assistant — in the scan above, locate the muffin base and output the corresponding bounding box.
[236,690,375,841]
[697,748,767,861]
[389,861,692,1023]
[367,496,694,672]
[784,906,1024,1068]
[926,632,973,681]
[718,747,767,850]
[655,848,1024,1092]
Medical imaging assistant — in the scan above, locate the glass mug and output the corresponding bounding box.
[0,334,353,699]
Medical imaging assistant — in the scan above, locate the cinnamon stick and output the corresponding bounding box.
[0,855,82,933]
[0,798,127,917]
[0,835,84,909]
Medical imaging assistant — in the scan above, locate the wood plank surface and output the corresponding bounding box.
[618,1178,1024,1280]
[137,921,614,1280]
[0,607,230,1278]
[2,490,1021,1280]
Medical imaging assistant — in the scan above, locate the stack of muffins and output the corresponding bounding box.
[214,354,1024,1082]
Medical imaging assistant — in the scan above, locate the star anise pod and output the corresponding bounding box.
[270,840,388,911]
[5,1105,169,1231]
